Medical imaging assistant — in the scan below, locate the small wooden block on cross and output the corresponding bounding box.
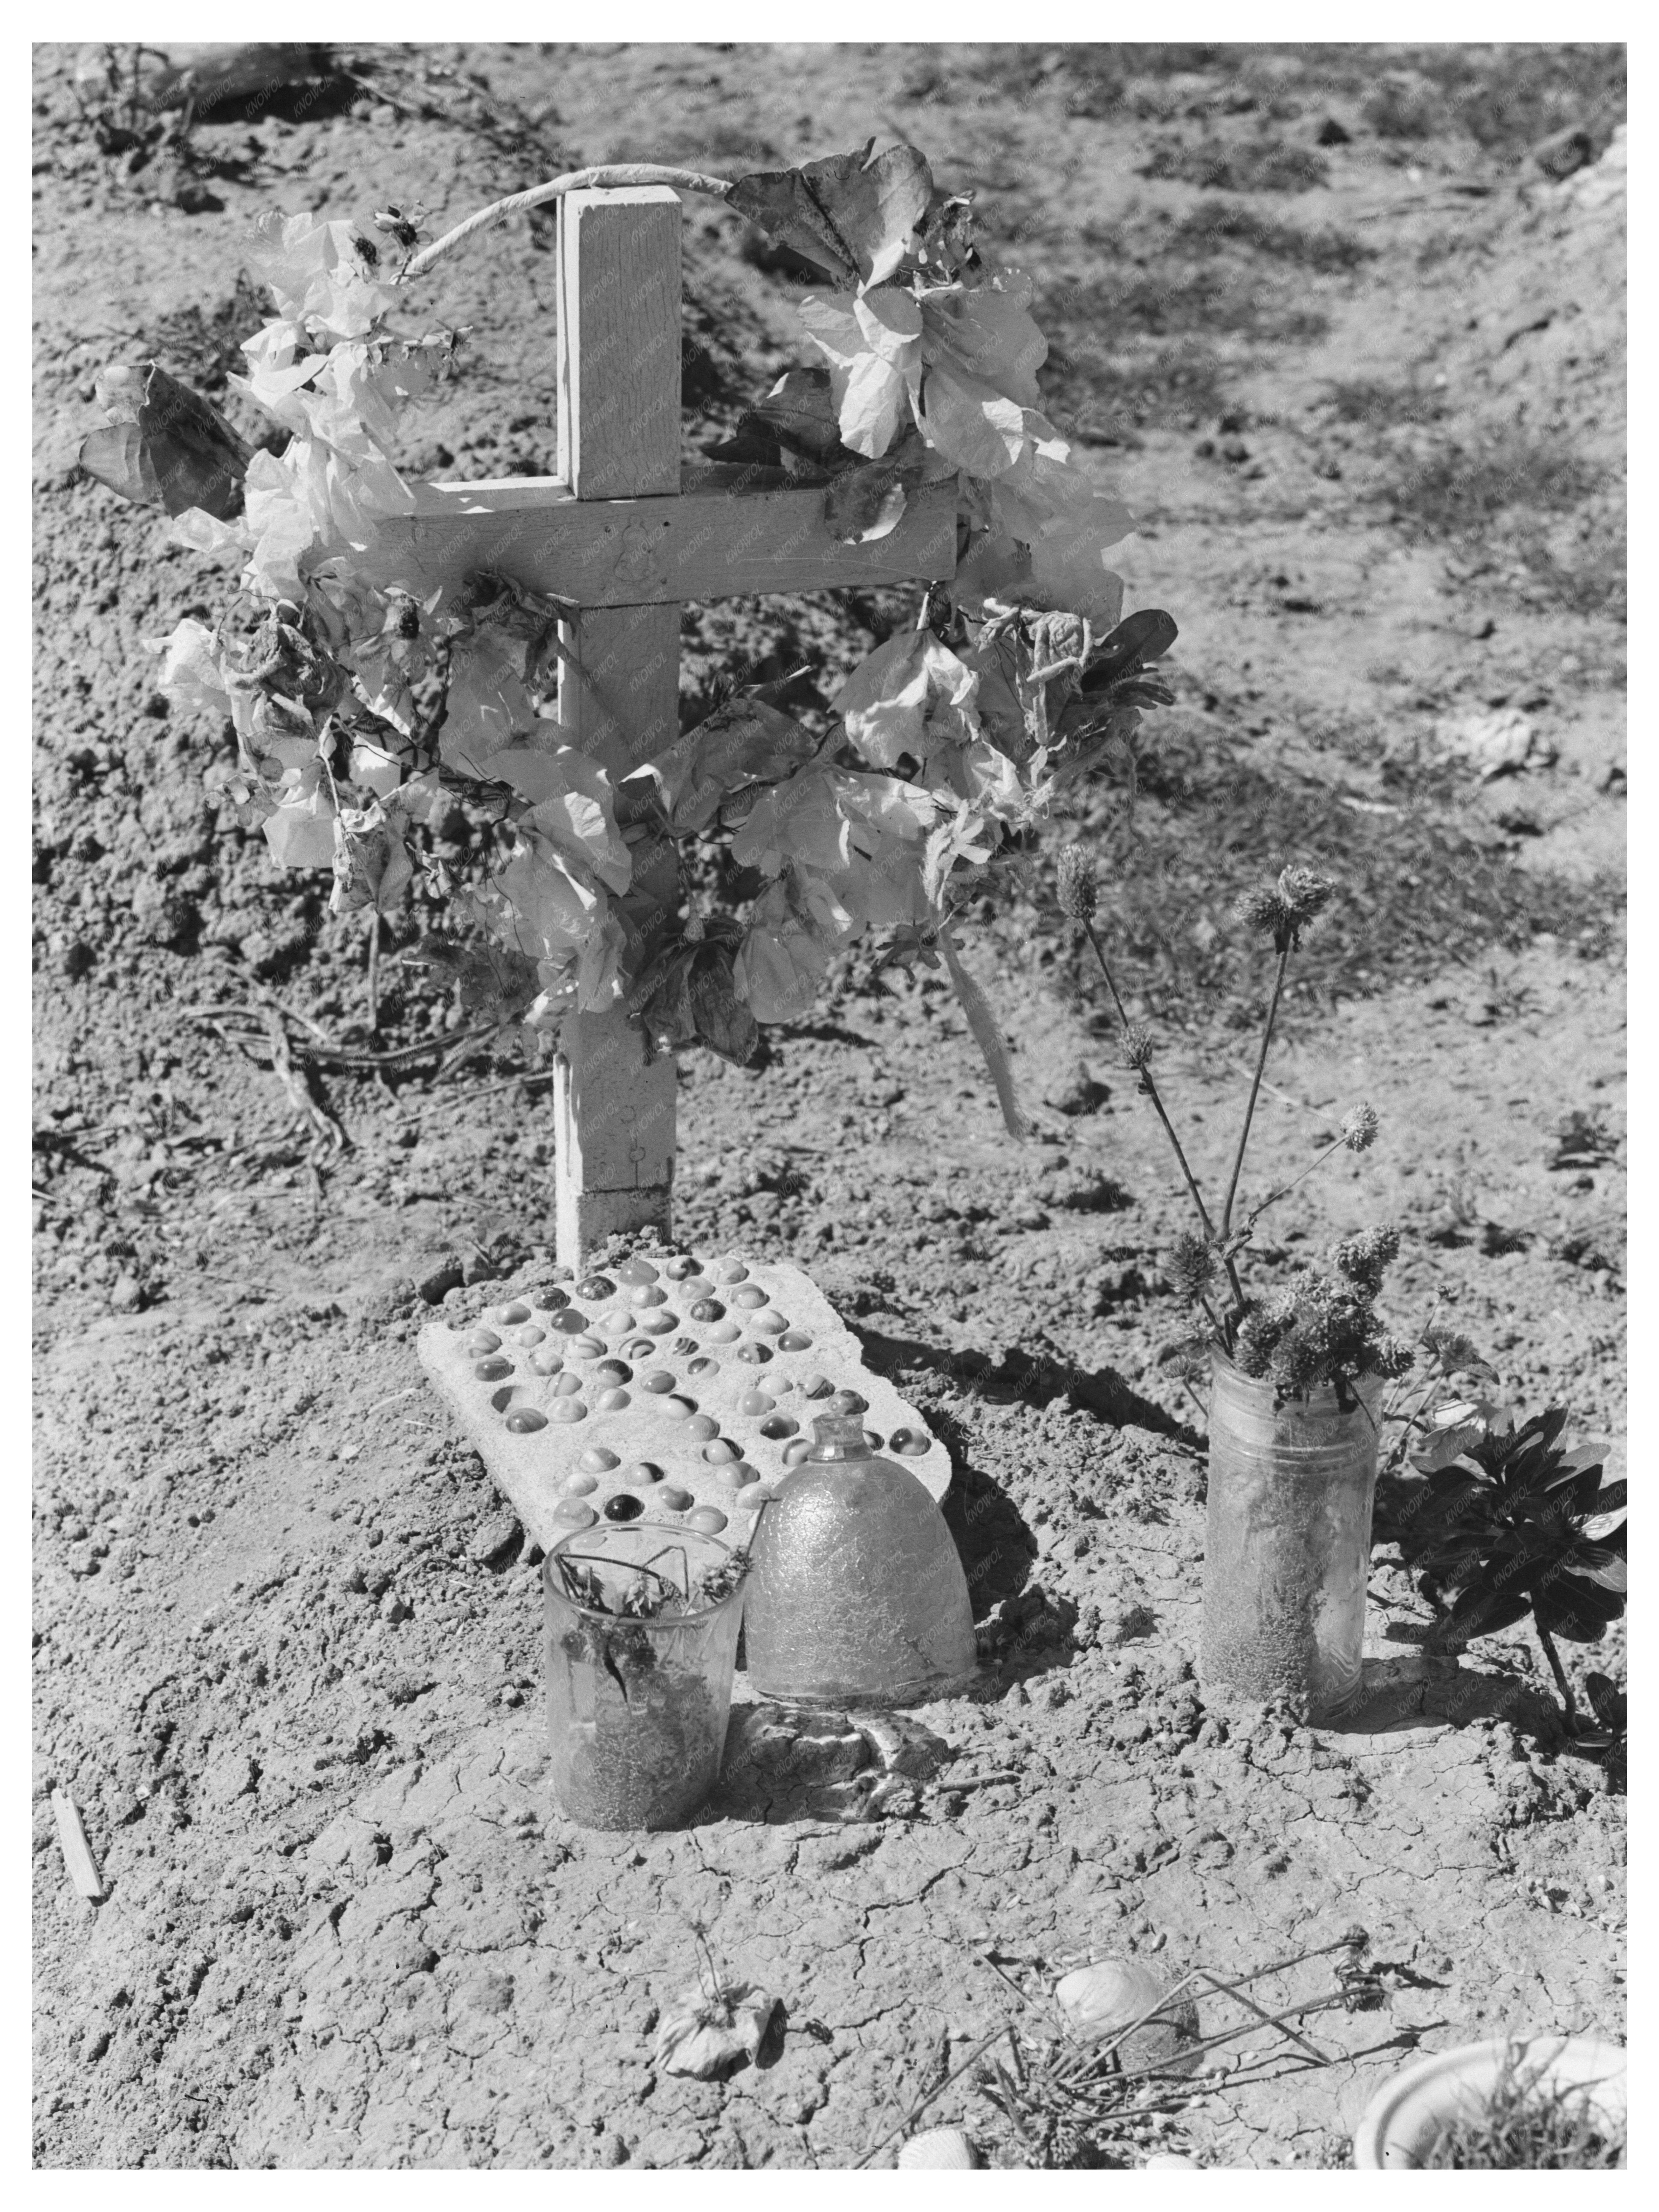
[376,187,958,1268]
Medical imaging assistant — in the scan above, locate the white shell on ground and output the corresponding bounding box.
[897,2127,977,2168]
[1054,1959,1201,2076]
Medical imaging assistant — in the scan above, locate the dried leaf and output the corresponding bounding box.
[80,362,252,520]
[634,698,821,836]
[653,1976,777,2079]
[938,928,1032,1139]
[729,141,932,288]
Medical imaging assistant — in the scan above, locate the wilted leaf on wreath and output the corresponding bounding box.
[329,801,414,918]
[633,699,820,836]
[400,938,543,1023]
[729,141,932,289]
[822,427,935,543]
[81,362,253,520]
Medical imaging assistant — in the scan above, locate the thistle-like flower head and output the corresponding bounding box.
[1331,1223,1400,1292]
[1121,1023,1154,1071]
[1236,864,1339,951]
[1057,846,1098,921]
[1167,1229,1219,1305]
[1341,1102,1380,1152]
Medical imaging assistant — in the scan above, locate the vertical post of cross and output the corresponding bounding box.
[552,186,684,1271]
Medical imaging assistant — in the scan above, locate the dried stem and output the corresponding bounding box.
[1221,939,1291,1251]
[1077,922,1211,1236]
[366,910,382,1034]
[1239,1129,1349,1235]
[402,166,735,281]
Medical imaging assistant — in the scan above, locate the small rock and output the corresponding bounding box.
[1533,122,1595,180]
[1046,1063,1111,1117]
[415,1256,465,1304]
[596,2132,629,2168]
[1315,115,1351,145]
[467,1509,523,1567]
[109,1274,144,1313]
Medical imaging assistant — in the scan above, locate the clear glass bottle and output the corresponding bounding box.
[1200,1351,1385,1720]
[743,1413,978,1707]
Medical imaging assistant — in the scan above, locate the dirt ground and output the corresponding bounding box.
[32,43,1626,2168]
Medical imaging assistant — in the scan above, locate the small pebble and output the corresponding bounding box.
[505,1409,547,1433]
[685,1414,719,1441]
[474,1356,513,1382]
[759,1414,798,1439]
[689,1299,726,1322]
[563,1473,598,1496]
[594,1388,630,1412]
[575,1276,615,1301]
[687,1355,720,1377]
[731,1285,769,1309]
[686,1507,727,1535]
[466,1328,502,1355]
[641,1371,676,1394]
[603,1494,643,1523]
[778,1330,813,1352]
[617,1258,659,1285]
[495,1302,532,1326]
[735,1343,772,1366]
[550,1400,587,1424]
[629,1463,665,1485]
[659,1486,693,1511]
[579,1448,621,1474]
[631,1284,669,1307]
[551,1372,584,1398]
[552,1309,590,1335]
[703,1440,741,1463]
[751,1311,788,1335]
[553,1500,596,1527]
[528,1348,565,1377]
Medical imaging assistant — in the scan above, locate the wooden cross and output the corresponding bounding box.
[376,187,957,1268]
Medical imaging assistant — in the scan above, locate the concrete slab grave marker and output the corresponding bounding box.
[418,1245,951,1556]
[371,185,957,1268]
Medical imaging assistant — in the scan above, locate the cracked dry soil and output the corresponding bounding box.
[33,42,1624,2169]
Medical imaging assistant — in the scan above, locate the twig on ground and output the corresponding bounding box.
[386,1070,555,1124]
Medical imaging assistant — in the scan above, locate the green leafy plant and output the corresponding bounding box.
[82,144,1172,1127]
[1418,2043,1625,2169]
[1057,853,1407,1400]
[1385,1405,1626,1729]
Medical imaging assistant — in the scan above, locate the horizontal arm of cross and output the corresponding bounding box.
[362,464,957,610]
